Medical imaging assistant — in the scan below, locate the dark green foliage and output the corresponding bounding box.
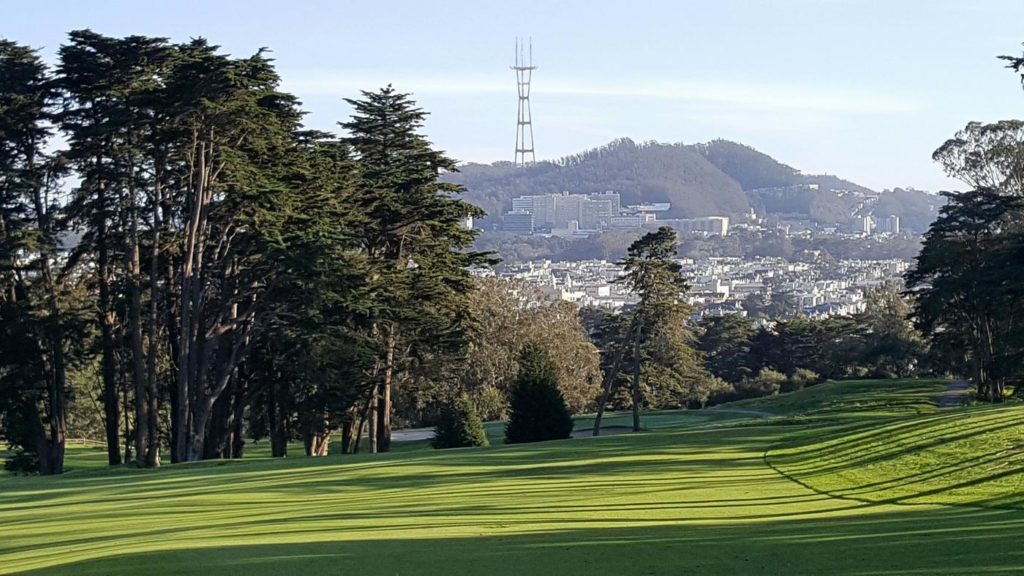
[0,39,76,475]
[431,395,488,449]
[906,54,1024,400]
[699,288,925,401]
[591,227,709,430]
[2,449,39,475]
[340,86,494,453]
[697,314,758,384]
[907,189,1024,401]
[505,345,574,444]
[3,30,500,471]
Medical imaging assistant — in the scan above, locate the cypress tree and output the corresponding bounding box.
[432,395,488,449]
[0,40,73,474]
[340,86,491,452]
[505,344,574,444]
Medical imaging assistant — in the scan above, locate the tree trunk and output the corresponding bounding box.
[368,382,378,454]
[268,377,288,457]
[188,398,213,462]
[128,197,148,467]
[203,389,233,459]
[304,428,331,457]
[165,260,181,463]
[377,325,396,452]
[593,336,631,436]
[98,204,121,466]
[31,407,58,476]
[631,325,643,433]
[121,367,132,464]
[341,417,354,455]
[353,386,375,455]
[44,332,68,475]
[144,166,164,468]
[227,386,246,458]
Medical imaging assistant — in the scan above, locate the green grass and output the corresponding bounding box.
[725,378,950,417]
[769,403,1024,509]
[4,378,1024,575]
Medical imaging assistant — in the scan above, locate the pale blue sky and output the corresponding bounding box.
[4,0,1024,190]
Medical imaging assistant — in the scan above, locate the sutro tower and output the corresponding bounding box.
[511,38,536,167]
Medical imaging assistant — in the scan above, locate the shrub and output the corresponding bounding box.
[688,375,734,408]
[505,344,574,444]
[785,368,821,392]
[431,395,489,449]
[734,368,787,399]
[3,449,39,475]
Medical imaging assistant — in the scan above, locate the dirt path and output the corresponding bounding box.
[939,380,970,409]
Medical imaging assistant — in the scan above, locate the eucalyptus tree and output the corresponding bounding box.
[933,121,1024,195]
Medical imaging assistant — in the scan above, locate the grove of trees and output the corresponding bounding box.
[905,48,1024,402]
[0,31,488,473]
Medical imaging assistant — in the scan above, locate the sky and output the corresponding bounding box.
[4,0,1024,191]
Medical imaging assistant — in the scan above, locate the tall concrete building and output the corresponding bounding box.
[878,214,900,234]
[657,216,730,236]
[503,211,535,234]
[509,190,624,231]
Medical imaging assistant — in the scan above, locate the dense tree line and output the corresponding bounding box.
[0,32,487,473]
[906,50,1024,402]
[691,286,927,402]
[579,233,928,419]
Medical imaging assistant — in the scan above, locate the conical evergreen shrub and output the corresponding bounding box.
[505,343,574,444]
[431,394,489,449]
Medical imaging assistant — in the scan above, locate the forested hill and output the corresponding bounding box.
[693,139,872,194]
[448,139,749,220]
[448,138,940,231]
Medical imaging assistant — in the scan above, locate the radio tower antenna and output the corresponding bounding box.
[511,37,537,167]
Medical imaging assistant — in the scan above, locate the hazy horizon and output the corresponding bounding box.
[5,0,1024,192]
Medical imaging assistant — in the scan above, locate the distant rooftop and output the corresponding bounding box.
[626,203,671,213]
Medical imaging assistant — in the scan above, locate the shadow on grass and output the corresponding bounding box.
[20,505,1024,576]
[767,405,1024,508]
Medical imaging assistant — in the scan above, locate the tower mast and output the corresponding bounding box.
[512,37,537,167]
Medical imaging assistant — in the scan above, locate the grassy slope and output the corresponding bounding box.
[769,404,1024,509]
[736,378,1024,507]
[723,378,948,417]
[4,379,1024,575]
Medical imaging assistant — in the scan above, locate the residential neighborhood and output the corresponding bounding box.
[484,256,910,318]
